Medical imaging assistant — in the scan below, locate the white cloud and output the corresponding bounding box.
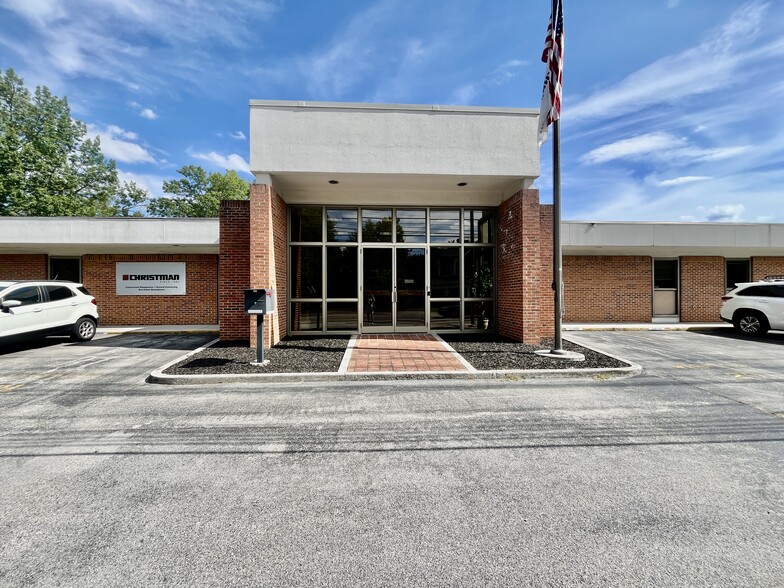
[658,176,711,187]
[449,59,527,105]
[693,146,750,161]
[187,149,250,174]
[116,169,167,199]
[580,131,751,166]
[580,132,686,164]
[230,131,246,140]
[86,124,155,164]
[299,1,395,97]
[0,0,280,93]
[569,1,778,122]
[703,204,745,222]
[451,84,478,105]
[139,108,158,120]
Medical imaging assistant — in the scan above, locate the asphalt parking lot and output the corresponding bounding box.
[0,330,782,587]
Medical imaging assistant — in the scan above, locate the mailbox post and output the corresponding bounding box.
[244,288,276,364]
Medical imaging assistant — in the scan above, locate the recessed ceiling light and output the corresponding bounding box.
[329,180,339,184]
[457,182,467,187]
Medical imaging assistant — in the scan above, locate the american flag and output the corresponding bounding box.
[538,0,564,145]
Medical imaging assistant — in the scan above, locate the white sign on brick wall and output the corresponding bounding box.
[116,262,186,295]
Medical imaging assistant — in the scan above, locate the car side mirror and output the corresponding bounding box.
[1,299,22,312]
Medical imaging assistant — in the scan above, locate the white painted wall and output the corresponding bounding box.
[563,221,784,257]
[250,101,540,179]
[0,218,219,254]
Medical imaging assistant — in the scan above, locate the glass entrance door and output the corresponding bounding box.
[363,248,393,330]
[362,247,427,332]
[396,248,426,330]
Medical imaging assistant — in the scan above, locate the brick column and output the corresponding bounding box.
[497,189,548,344]
[219,200,251,340]
[249,184,288,348]
[680,256,725,322]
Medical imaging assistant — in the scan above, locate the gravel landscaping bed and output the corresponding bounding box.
[162,333,628,377]
[163,337,350,375]
[440,333,629,371]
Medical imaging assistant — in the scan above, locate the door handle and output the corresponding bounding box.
[33,307,43,312]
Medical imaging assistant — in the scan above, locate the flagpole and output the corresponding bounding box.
[535,0,583,361]
[552,117,564,352]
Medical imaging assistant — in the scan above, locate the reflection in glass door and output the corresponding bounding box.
[362,248,393,330]
[362,247,427,332]
[396,248,426,329]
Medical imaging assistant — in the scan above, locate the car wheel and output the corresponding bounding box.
[71,317,97,342]
[733,311,769,336]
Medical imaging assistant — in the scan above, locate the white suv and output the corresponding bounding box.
[0,281,99,343]
[720,276,784,336]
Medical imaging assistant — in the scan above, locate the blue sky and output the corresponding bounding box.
[1,0,783,222]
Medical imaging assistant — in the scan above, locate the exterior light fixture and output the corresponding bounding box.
[457,182,467,187]
[329,180,339,184]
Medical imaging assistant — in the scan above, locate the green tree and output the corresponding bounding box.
[148,165,249,217]
[110,181,148,217]
[0,68,120,216]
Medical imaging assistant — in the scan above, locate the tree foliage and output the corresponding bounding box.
[148,165,249,217]
[0,68,139,216]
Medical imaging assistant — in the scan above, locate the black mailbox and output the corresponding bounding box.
[244,288,276,315]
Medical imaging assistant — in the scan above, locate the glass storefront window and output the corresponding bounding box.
[290,246,322,298]
[464,301,494,331]
[430,247,460,298]
[288,206,497,334]
[327,209,358,242]
[326,247,357,299]
[327,302,358,330]
[291,208,323,242]
[396,209,426,243]
[464,248,494,298]
[290,302,322,331]
[361,209,394,242]
[429,209,461,243]
[463,209,495,244]
[430,302,461,330]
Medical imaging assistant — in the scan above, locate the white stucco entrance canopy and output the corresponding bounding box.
[249,100,540,206]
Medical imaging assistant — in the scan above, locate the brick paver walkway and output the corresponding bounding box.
[346,334,469,373]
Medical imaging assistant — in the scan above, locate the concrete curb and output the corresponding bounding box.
[99,327,219,335]
[146,337,642,386]
[564,324,731,332]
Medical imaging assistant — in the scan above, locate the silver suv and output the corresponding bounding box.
[0,281,99,343]
[720,276,784,336]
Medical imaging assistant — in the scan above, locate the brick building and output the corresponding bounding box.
[1,101,783,344]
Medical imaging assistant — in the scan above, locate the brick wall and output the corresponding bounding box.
[751,257,784,280]
[497,189,547,344]
[679,256,724,322]
[249,184,288,348]
[219,200,251,340]
[0,254,47,280]
[563,256,652,322]
[81,254,218,325]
